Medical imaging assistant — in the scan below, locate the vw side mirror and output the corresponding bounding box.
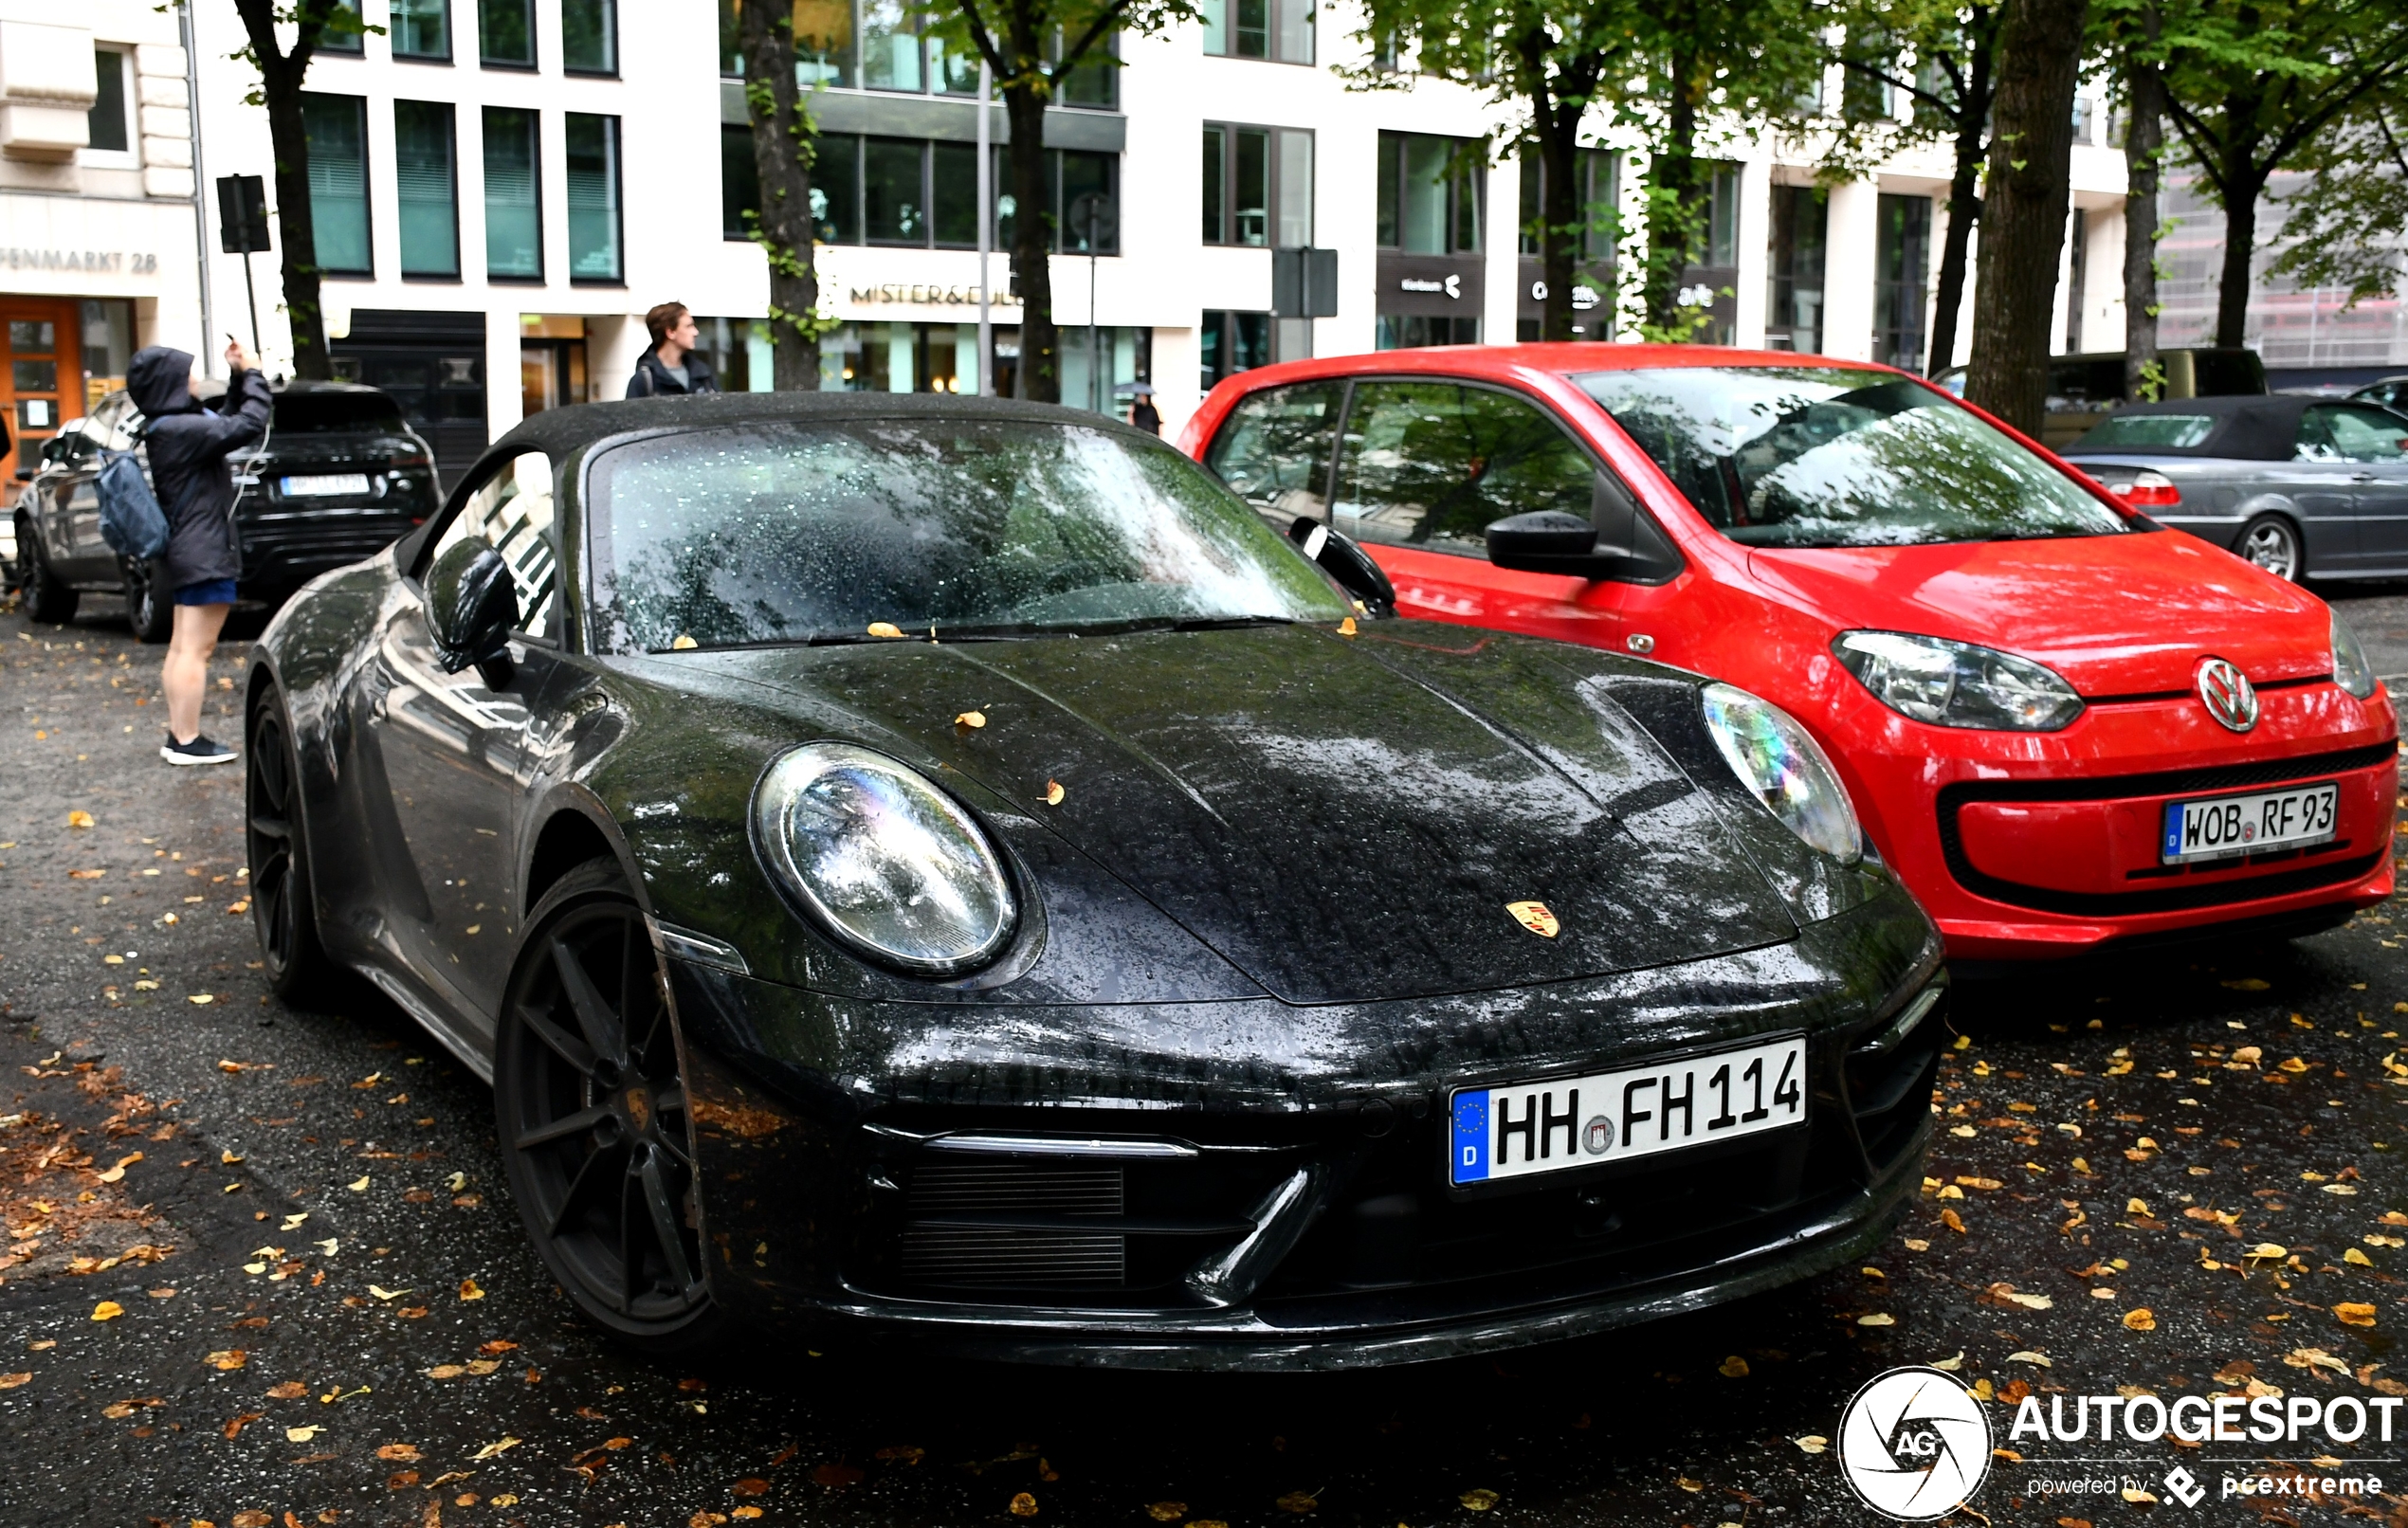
[1286,517,1396,618]
[429,541,520,690]
[1486,510,1618,575]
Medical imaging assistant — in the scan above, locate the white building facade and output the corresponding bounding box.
[42,0,2147,483]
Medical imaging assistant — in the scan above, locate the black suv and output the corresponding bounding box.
[13,380,439,638]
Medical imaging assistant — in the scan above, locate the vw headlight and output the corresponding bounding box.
[1833,630,2084,732]
[2332,610,2379,700]
[751,742,1015,973]
[1701,682,1863,864]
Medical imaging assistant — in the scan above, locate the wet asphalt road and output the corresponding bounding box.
[1,591,2405,1528]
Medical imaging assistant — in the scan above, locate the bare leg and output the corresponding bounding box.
[164,601,231,744]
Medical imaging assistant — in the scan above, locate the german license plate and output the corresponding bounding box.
[2160,781,2338,864]
[1449,1035,1806,1187]
[281,473,370,497]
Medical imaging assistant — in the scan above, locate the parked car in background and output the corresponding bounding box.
[13,380,439,638]
[1183,345,2397,970]
[1934,348,2267,447]
[2350,376,2408,414]
[2059,395,2408,584]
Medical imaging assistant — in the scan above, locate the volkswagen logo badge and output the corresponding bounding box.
[2196,657,2259,733]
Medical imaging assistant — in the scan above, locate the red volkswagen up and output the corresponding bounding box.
[1179,345,2398,965]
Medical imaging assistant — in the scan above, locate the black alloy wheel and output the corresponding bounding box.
[20,531,78,624]
[497,861,721,1352]
[122,556,172,643]
[246,696,332,996]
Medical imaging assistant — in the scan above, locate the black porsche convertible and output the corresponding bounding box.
[244,392,1943,1368]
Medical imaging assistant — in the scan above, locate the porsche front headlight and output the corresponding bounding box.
[1701,682,1863,864]
[2332,610,2379,700]
[1833,630,2084,732]
[751,742,1015,973]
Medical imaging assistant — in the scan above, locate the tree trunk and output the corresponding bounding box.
[1537,94,1583,341]
[739,0,821,389]
[2213,160,2264,350]
[2122,59,2165,398]
[231,0,330,379]
[1964,0,2089,435]
[1927,121,1982,377]
[1642,64,1702,335]
[1000,83,1058,403]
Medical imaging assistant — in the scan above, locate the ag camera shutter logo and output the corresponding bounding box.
[1835,1366,1992,1519]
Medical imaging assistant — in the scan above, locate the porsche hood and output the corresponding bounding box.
[708,622,1801,1005]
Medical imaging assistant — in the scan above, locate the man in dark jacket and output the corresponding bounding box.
[126,339,269,765]
[625,302,719,397]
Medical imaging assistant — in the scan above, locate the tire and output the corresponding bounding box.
[495,860,727,1356]
[2236,514,2303,583]
[246,693,335,998]
[20,535,78,625]
[123,556,171,643]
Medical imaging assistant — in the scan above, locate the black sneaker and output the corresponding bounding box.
[161,734,238,767]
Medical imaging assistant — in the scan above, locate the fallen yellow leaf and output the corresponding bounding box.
[2345,1247,2374,1266]
[458,1278,484,1301]
[867,622,903,639]
[1044,779,1066,806]
[1858,1313,1894,1327]
[670,635,698,650]
[91,1301,123,1321]
[286,1425,320,1443]
[1337,616,1358,637]
[1795,1436,1828,1454]
[469,1436,520,1461]
[955,711,987,729]
[2123,1308,2156,1331]
[2336,1302,2379,1327]
[348,1176,370,1191]
[188,994,213,1007]
[1145,1505,1187,1523]
[1009,1492,1039,1518]
[1459,1489,1499,1511]
[1718,1355,1749,1378]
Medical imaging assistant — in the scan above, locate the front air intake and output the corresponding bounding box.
[897,1162,1127,1289]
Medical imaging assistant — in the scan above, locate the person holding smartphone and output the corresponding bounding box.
[122,337,270,765]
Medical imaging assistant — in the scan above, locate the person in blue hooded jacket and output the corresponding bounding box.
[125,339,270,765]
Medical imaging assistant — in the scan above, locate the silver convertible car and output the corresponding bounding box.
[2059,395,2408,583]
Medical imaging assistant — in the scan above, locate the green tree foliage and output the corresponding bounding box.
[921,0,1193,403]
[1342,0,1623,341]
[2260,84,2408,311]
[1800,0,2001,375]
[2147,0,2408,347]
[223,0,378,381]
[1615,0,1823,339]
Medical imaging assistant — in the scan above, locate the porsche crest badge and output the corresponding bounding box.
[1506,900,1560,937]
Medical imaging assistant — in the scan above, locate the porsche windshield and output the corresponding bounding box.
[588,418,1349,652]
[1575,367,2131,548]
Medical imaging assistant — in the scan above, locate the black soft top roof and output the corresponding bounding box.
[484,391,1151,461]
[2061,394,2316,460]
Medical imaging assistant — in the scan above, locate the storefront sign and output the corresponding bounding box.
[3,248,159,275]
[848,284,1020,308]
[1398,275,1462,300]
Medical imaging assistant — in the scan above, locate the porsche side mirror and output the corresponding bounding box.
[429,541,520,690]
[1487,510,1618,577]
[1286,517,1396,618]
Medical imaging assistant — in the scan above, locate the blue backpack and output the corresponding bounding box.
[97,446,169,561]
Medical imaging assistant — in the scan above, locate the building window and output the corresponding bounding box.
[863,135,925,242]
[813,132,859,243]
[1201,311,1270,390]
[319,0,366,54]
[1201,0,1312,64]
[721,0,854,86]
[1377,133,1481,254]
[996,148,1118,253]
[87,47,134,155]
[793,137,1107,252]
[1201,124,1311,247]
[1052,35,1115,107]
[394,100,459,278]
[1375,315,1480,349]
[1516,146,1617,261]
[1874,191,1930,372]
[391,0,451,60]
[565,112,622,282]
[861,0,921,90]
[562,0,616,73]
[484,106,542,279]
[301,93,373,276]
[721,124,758,241]
[1765,184,1828,353]
[481,0,535,65]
